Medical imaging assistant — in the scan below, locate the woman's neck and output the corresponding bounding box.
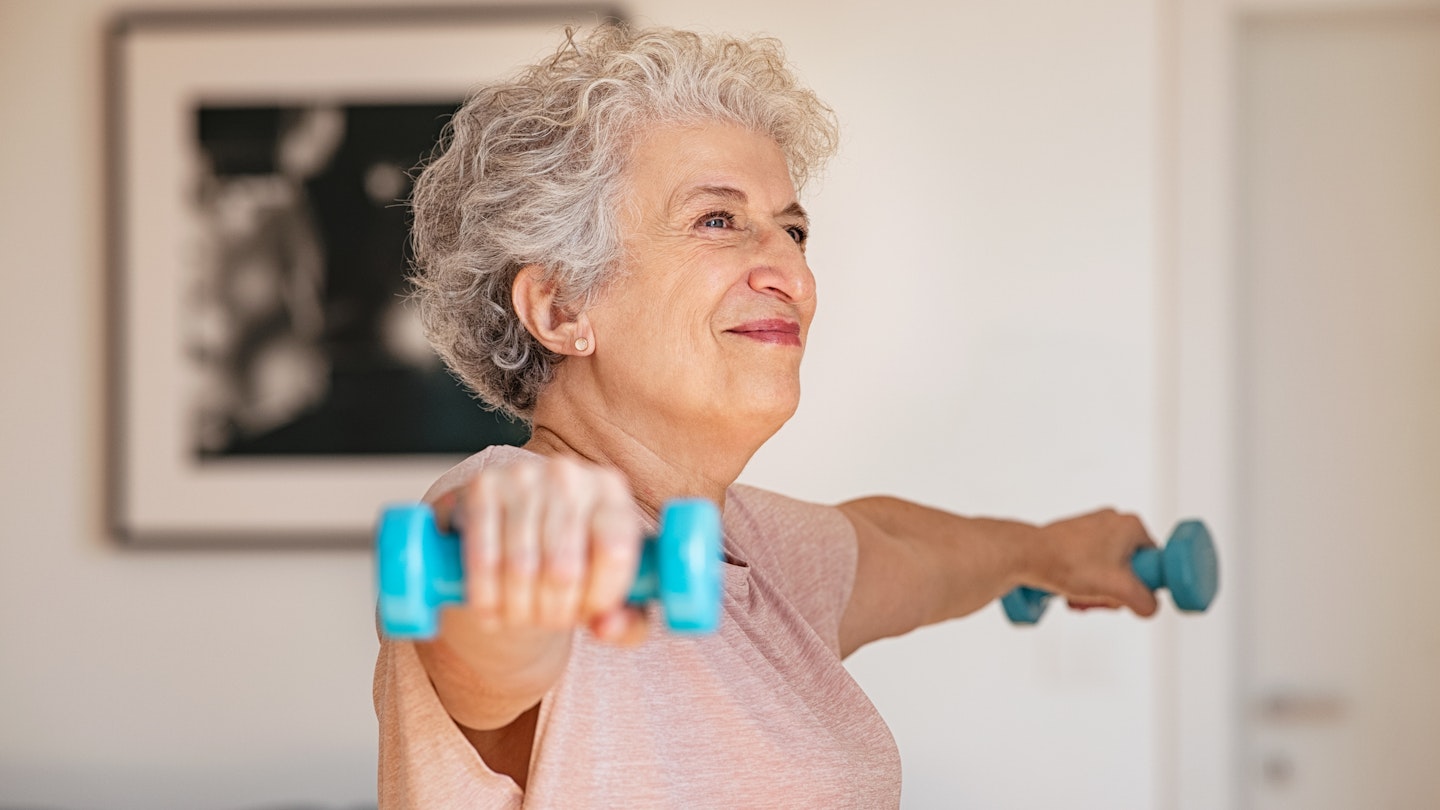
[523,407,760,518]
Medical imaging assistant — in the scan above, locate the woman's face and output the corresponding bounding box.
[582,121,815,447]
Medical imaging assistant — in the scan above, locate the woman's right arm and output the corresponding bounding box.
[412,455,648,732]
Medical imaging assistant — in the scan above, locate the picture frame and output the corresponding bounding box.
[106,5,623,546]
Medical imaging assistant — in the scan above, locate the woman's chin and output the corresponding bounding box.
[734,383,802,429]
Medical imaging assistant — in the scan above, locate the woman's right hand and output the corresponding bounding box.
[428,455,650,646]
[414,455,648,732]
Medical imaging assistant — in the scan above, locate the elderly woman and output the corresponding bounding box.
[373,25,1158,807]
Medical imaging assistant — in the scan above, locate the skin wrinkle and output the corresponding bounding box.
[409,27,837,419]
[670,184,811,237]
[386,31,1162,809]
[525,122,814,517]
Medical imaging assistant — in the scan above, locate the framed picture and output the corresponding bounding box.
[107,5,622,546]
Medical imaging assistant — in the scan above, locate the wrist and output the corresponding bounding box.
[416,618,574,731]
[1004,520,1051,591]
[440,614,570,679]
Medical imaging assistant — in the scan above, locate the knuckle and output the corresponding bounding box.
[540,585,579,617]
[503,584,532,608]
[466,535,499,570]
[582,585,622,616]
[545,457,580,489]
[471,601,500,624]
[505,544,538,575]
[593,522,636,558]
[470,539,500,567]
[1121,514,1147,538]
[464,473,488,500]
[545,552,584,587]
[468,583,499,616]
[504,484,541,519]
[598,467,630,498]
[570,468,602,504]
[545,493,577,531]
[509,460,543,491]
[595,561,637,607]
[474,474,499,508]
[586,543,626,578]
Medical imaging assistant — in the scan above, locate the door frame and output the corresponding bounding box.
[1165,1,1440,809]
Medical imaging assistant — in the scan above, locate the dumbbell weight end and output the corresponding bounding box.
[633,498,723,633]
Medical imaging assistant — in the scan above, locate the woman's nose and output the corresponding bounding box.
[746,227,814,304]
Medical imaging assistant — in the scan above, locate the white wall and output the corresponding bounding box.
[0,1,1168,808]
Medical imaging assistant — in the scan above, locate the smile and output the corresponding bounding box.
[726,319,802,347]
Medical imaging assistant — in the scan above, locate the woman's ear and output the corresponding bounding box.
[512,265,594,356]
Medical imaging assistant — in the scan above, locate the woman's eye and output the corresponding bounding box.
[700,212,734,229]
[787,225,808,245]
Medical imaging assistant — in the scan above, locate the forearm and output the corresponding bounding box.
[841,496,1042,627]
[840,497,1160,654]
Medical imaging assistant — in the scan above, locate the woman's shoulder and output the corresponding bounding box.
[422,443,537,502]
[724,484,858,655]
[723,484,857,570]
[725,484,849,533]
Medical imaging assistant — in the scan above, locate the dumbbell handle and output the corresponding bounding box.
[377,499,720,639]
[1131,546,1167,593]
[1001,519,1218,625]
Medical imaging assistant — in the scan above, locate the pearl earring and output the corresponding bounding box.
[574,337,589,352]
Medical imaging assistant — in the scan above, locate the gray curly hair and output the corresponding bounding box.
[408,24,840,420]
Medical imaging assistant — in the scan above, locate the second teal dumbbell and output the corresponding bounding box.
[376,498,722,639]
[1001,520,1219,624]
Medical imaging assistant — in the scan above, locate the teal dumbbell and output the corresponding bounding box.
[377,498,722,639]
[1001,519,1219,624]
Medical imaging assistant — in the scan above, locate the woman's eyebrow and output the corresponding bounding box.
[675,184,747,211]
[675,184,809,223]
[779,201,810,225]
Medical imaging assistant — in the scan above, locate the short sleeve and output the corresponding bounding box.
[723,485,858,656]
[421,444,535,503]
[373,639,522,808]
[375,444,538,808]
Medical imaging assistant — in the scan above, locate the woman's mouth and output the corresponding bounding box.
[727,319,802,347]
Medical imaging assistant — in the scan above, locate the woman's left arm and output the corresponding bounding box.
[836,497,1160,658]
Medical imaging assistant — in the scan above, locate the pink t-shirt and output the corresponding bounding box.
[373,445,902,808]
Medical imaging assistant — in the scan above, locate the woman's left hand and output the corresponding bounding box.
[1028,509,1160,617]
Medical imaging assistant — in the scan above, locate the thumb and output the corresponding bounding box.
[1122,574,1159,617]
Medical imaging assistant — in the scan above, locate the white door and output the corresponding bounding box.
[1239,12,1440,810]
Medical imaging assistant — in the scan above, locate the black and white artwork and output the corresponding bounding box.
[108,7,617,545]
[188,101,527,457]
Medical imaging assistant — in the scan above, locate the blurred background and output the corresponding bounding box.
[2,0,1437,808]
